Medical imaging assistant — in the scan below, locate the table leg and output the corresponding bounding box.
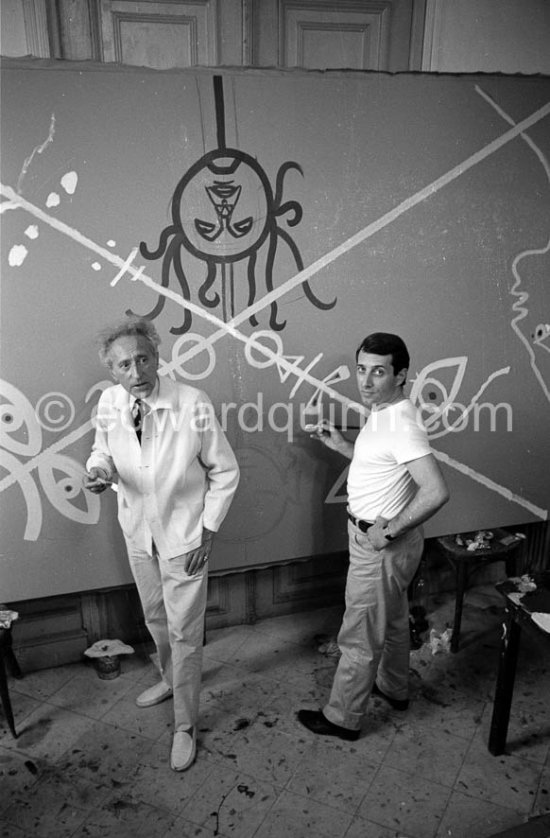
[0,656,17,738]
[505,553,517,578]
[4,629,22,679]
[488,609,520,755]
[451,560,467,653]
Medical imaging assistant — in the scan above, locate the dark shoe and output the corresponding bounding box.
[409,617,423,650]
[410,606,429,633]
[372,683,409,711]
[297,709,359,741]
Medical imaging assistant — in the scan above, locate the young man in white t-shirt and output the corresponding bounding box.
[298,333,449,740]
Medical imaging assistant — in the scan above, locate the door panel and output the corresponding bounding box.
[281,3,389,70]
[98,0,218,66]
[251,0,420,71]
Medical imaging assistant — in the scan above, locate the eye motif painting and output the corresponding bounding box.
[129,76,335,334]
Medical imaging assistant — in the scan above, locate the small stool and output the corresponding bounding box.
[436,529,522,652]
[0,609,22,738]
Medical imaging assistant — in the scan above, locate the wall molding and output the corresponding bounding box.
[420,0,442,71]
[408,0,426,71]
[242,0,255,65]
[22,0,50,57]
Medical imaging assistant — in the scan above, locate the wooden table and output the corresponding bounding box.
[436,529,523,652]
[488,571,550,756]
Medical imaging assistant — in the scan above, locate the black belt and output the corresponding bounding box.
[347,513,373,533]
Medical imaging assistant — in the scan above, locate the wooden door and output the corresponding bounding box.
[250,0,424,71]
[26,0,424,70]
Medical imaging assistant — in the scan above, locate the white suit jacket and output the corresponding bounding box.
[86,377,240,558]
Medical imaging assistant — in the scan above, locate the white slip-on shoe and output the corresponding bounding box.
[171,726,196,772]
[136,680,173,708]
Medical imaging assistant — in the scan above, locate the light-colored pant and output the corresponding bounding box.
[323,520,424,731]
[127,542,208,729]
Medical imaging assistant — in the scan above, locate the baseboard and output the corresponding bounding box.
[6,524,548,674]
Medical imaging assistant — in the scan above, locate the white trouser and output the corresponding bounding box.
[323,520,424,731]
[127,542,208,729]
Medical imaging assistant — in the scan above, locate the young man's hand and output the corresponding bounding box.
[367,516,391,551]
[306,421,354,459]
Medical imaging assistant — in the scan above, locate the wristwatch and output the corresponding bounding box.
[383,525,396,542]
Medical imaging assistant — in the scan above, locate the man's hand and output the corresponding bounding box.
[83,468,111,494]
[305,421,354,459]
[367,516,390,551]
[185,528,215,575]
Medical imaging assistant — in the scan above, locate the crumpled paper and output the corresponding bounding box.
[0,610,18,629]
[511,574,537,593]
[84,639,134,658]
[455,530,494,551]
[429,627,453,655]
[532,613,550,634]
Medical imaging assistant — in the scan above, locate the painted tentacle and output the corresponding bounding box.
[274,162,303,209]
[277,227,336,311]
[273,160,334,310]
[170,243,193,335]
[139,225,178,260]
[198,260,221,308]
[265,231,286,331]
[276,200,302,227]
[126,237,178,322]
[247,251,259,327]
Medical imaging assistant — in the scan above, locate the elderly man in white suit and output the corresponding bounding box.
[84,316,239,771]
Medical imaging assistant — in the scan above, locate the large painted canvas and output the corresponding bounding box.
[1,59,549,599]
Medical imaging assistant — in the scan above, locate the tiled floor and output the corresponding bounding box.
[1,584,549,838]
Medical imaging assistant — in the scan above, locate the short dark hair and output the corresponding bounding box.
[97,316,161,368]
[356,333,410,378]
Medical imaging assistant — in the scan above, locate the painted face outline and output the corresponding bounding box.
[174,149,272,263]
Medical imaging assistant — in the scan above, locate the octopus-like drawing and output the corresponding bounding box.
[128,76,335,334]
